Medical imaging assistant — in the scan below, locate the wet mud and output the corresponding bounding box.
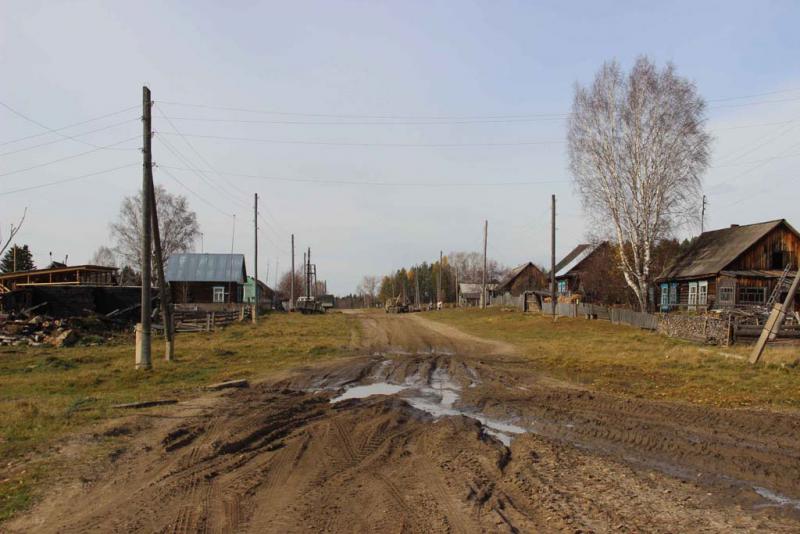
[7,312,800,533]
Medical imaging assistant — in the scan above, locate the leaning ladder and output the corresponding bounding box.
[765,263,792,310]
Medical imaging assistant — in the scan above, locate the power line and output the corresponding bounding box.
[157,87,800,120]
[0,117,139,157]
[154,105,250,198]
[156,135,250,210]
[0,103,139,147]
[159,164,569,187]
[0,163,138,196]
[0,100,139,151]
[156,166,235,217]
[0,134,139,178]
[154,131,564,148]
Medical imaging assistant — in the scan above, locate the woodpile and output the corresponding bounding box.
[0,310,127,348]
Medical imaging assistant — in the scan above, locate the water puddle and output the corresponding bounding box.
[753,486,800,511]
[330,367,526,447]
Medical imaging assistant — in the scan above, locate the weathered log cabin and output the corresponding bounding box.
[166,253,247,310]
[554,243,602,297]
[656,219,799,312]
[493,262,547,297]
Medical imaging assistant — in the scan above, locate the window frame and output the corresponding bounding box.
[698,281,708,306]
[213,286,226,303]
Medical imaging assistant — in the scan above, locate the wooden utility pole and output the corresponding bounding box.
[149,178,174,361]
[438,250,443,306]
[252,193,259,323]
[136,86,153,370]
[551,194,556,317]
[701,195,707,233]
[750,269,800,364]
[290,234,295,310]
[306,247,311,298]
[415,270,421,309]
[455,265,460,307]
[481,220,488,309]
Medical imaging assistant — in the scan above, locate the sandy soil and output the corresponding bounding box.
[7,312,800,533]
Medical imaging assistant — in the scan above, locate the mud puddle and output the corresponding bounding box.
[331,366,525,446]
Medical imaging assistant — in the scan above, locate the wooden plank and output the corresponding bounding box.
[206,379,249,391]
[112,399,178,409]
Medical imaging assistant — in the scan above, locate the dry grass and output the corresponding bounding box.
[429,308,800,409]
[0,311,357,521]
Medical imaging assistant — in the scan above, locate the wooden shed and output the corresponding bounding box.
[656,219,799,312]
[493,262,547,297]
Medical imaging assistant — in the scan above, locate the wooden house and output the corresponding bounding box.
[0,264,117,293]
[458,283,497,307]
[492,262,547,297]
[656,219,800,312]
[166,253,247,310]
[554,243,604,297]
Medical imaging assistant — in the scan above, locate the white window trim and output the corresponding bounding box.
[213,286,226,303]
[698,281,708,306]
[688,282,698,309]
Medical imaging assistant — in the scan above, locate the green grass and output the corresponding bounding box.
[428,308,800,409]
[0,311,358,521]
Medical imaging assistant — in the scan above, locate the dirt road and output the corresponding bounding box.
[8,312,800,533]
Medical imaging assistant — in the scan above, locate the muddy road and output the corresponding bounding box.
[9,312,800,533]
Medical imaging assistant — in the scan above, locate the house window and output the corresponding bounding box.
[669,283,678,306]
[688,282,698,309]
[557,280,568,295]
[213,286,226,303]
[660,284,669,311]
[698,281,708,306]
[719,286,734,305]
[738,286,766,305]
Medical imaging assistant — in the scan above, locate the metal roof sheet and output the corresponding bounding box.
[165,253,246,283]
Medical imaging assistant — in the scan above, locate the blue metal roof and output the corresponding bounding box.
[165,253,247,283]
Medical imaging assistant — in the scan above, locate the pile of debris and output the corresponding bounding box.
[0,308,129,347]
[1,313,81,347]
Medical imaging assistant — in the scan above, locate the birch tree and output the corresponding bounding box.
[567,57,710,311]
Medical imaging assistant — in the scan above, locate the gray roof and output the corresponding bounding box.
[459,283,497,297]
[659,220,795,280]
[165,253,247,283]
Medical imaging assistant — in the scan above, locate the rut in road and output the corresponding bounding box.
[6,312,800,533]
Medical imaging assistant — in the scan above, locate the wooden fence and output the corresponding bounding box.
[540,302,659,331]
[172,308,248,332]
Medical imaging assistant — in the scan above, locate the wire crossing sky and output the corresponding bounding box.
[1,1,798,293]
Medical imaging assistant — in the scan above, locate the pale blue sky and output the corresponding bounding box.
[1,1,798,293]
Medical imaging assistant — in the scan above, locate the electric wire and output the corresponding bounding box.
[0,117,140,157]
[156,166,235,218]
[0,103,139,147]
[0,134,140,178]
[0,163,138,196]
[158,164,569,187]
[0,101,140,151]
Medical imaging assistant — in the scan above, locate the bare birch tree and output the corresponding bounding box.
[110,185,200,276]
[567,57,710,311]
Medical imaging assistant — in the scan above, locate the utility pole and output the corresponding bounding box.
[438,250,443,306]
[415,270,421,309]
[252,193,259,323]
[551,194,556,317]
[306,247,311,298]
[701,195,707,233]
[455,265,460,308]
[149,176,174,361]
[290,234,295,310]
[481,220,488,309]
[136,86,153,370]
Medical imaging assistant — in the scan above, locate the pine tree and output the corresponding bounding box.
[0,244,35,273]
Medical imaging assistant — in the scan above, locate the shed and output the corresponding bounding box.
[458,282,497,307]
[493,262,547,297]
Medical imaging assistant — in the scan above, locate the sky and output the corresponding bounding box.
[1,0,798,294]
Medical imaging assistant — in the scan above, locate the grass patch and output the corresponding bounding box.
[0,311,357,521]
[429,308,800,409]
